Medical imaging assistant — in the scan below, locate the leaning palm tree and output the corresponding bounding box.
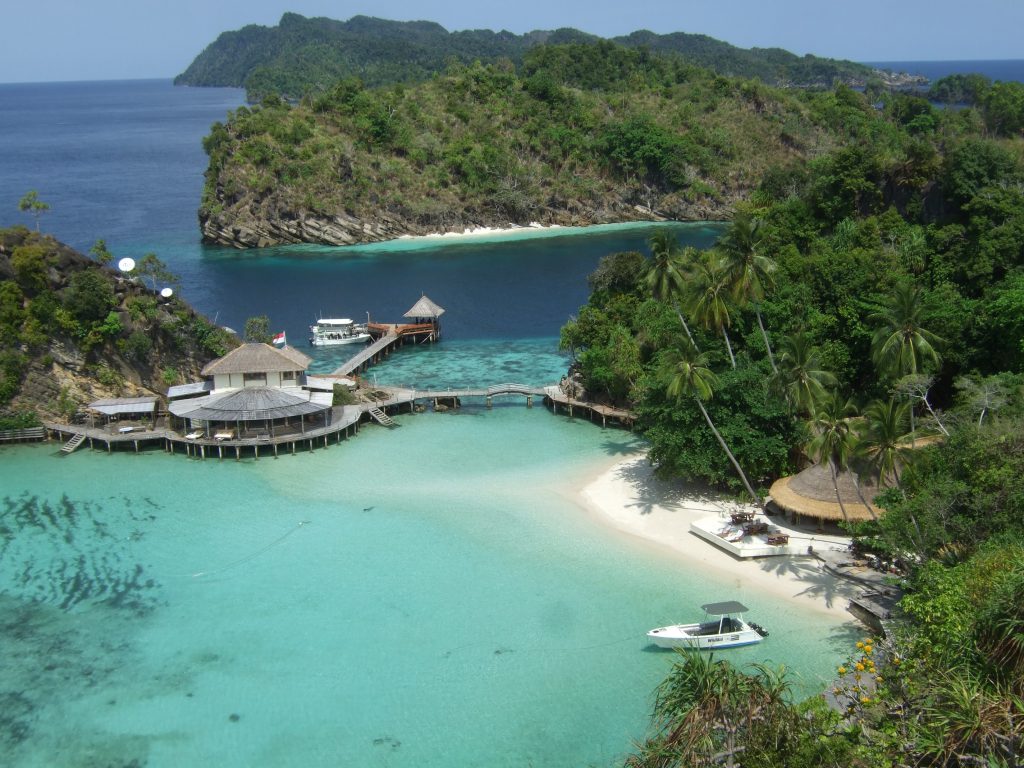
[645,230,698,349]
[684,251,737,368]
[718,213,779,373]
[856,398,913,487]
[663,343,761,507]
[806,393,859,526]
[771,331,837,417]
[870,281,943,378]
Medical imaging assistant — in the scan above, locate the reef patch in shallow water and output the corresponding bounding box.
[0,494,161,615]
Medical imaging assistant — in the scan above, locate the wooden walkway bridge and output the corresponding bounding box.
[332,322,435,377]
[362,383,635,426]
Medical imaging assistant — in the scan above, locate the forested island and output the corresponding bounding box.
[175,12,902,102]
[198,41,906,248]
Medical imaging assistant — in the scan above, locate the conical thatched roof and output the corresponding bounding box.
[404,295,445,318]
[769,463,883,522]
[201,343,312,376]
[169,386,327,422]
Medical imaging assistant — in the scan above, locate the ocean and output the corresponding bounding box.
[0,78,861,767]
[867,59,1024,84]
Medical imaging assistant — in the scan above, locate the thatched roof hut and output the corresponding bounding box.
[769,463,883,522]
[404,295,445,319]
[201,343,311,376]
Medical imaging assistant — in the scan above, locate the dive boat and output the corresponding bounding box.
[309,318,371,347]
[647,601,768,650]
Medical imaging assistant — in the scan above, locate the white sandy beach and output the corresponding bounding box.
[397,222,564,240]
[579,454,862,621]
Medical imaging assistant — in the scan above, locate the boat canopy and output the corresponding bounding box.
[316,318,354,326]
[701,601,749,615]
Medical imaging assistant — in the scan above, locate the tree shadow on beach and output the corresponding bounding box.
[599,437,647,456]
[613,459,731,517]
[755,556,861,612]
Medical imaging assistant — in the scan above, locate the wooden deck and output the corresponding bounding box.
[45,405,366,459]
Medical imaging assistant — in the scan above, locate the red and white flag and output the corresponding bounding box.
[272,331,287,346]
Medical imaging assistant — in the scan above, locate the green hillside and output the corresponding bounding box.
[198,43,850,248]
[175,12,881,100]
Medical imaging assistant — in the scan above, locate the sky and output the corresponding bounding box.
[2,0,1022,83]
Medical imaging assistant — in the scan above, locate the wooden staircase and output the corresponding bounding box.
[61,433,86,453]
[368,406,395,427]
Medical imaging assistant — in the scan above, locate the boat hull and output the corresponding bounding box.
[309,333,371,347]
[646,622,764,650]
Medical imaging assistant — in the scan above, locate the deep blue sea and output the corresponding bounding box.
[0,78,864,767]
[867,59,1024,83]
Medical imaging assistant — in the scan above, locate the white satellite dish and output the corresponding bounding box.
[117,257,136,272]
[160,287,173,298]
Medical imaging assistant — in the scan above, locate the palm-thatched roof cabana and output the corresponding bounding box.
[201,343,312,376]
[403,295,445,319]
[769,463,883,523]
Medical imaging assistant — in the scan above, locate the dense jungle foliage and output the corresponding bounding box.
[176,12,877,101]
[545,58,1024,765]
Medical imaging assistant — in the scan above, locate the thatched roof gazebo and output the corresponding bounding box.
[769,463,883,523]
[404,295,445,320]
[403,295,445,340]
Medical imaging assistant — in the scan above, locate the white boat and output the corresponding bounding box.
[647,601,768,650]
[309,318,371,347]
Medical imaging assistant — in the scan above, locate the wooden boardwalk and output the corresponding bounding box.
[331,322,436,377]
[363,383,636,425]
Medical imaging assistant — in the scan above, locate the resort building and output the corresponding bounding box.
[167,342,335,441]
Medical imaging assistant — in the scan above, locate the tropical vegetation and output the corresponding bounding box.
[0,226,236,418]
[176,12,881,101]
[541,53,1024,765]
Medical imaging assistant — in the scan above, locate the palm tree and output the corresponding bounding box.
[718,213,779,372]
[664,343,761,507]
[771,331,837,416]
[870,281,943,378]
[856,398,913,486]
[627,651,797,768]
[645,230,698,349]
[807,393,859,526]
[684,251,737,368]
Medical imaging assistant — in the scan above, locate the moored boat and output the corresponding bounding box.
[647,601,768,650]
[309,318,371,347]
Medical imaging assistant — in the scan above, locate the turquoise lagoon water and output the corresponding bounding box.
[2,79,862,766]
[1,408,859,768]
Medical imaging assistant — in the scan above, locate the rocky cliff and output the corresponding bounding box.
[0,228,236,420]
[199,190,735,249]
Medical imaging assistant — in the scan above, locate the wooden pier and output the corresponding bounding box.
[332,322,436,377]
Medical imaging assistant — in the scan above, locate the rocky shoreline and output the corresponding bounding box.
[199,197,736,249]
